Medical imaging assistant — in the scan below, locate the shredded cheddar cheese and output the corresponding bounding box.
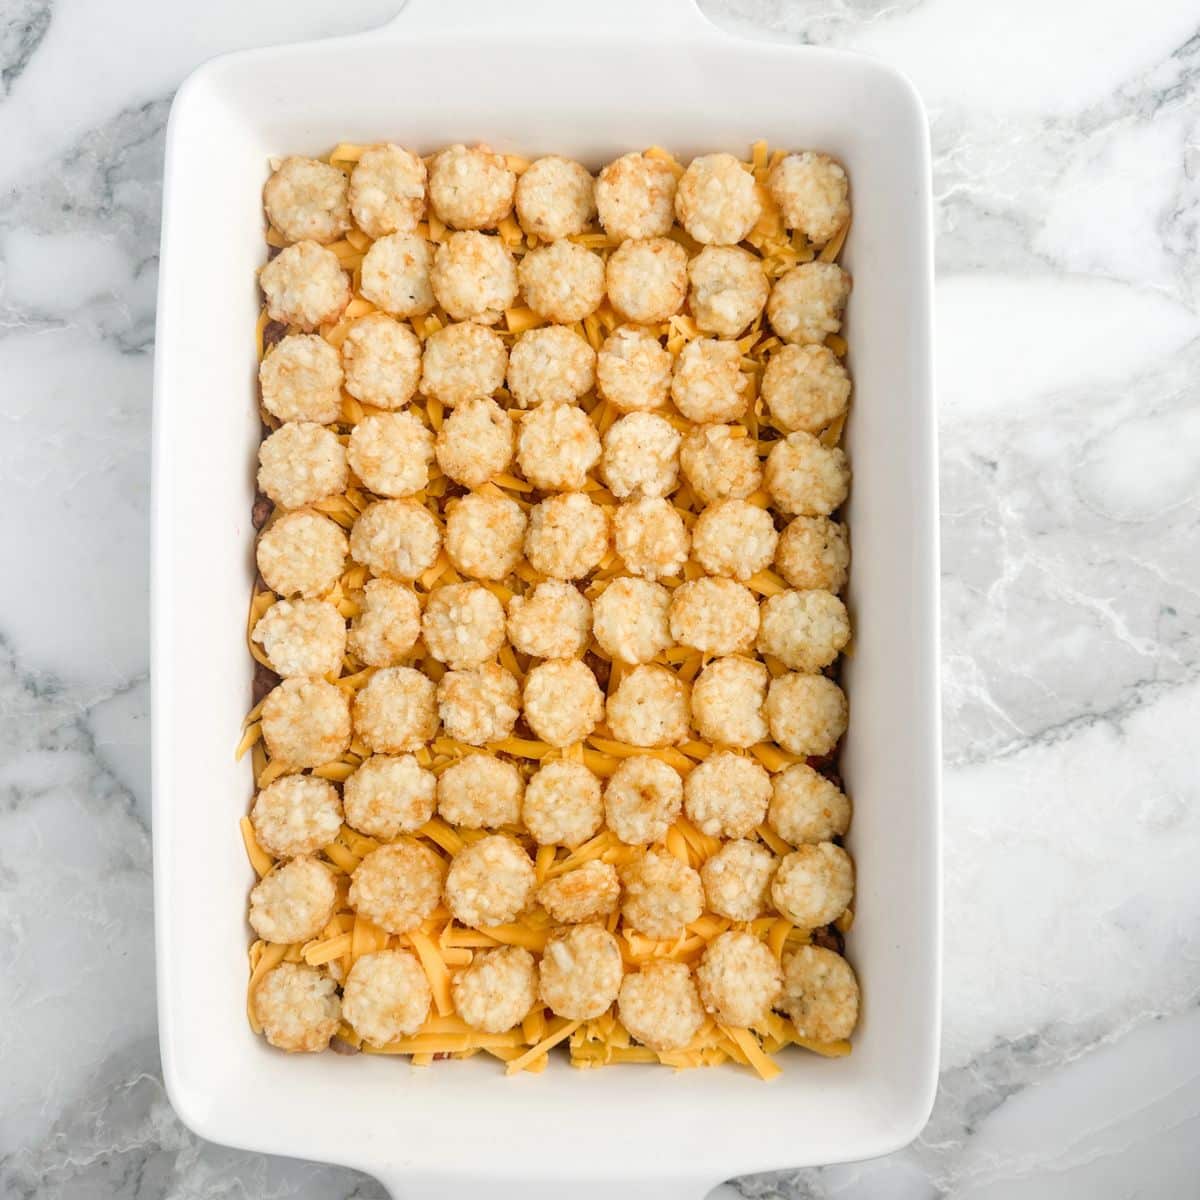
[239,817,273,878]
[505,1018,582,1075]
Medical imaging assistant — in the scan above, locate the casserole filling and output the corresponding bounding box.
[239,140,858,1078]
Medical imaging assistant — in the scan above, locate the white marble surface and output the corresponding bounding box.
[1,0,1198,1196]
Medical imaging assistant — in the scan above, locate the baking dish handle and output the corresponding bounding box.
[375,1172,722,1199]
[385,0,713,37]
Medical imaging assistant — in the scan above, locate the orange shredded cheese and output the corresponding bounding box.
[756,823,793,857]
[767,918,794,961]
[505,1018,582,1074]
[236,811,272,878]
[234,722,263,762]
[409,928,455,1016]
[303,932,352,966]
[749,743,805,772]
[322,842,361,874]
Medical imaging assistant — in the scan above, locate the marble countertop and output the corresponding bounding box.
[2,0,1198,1196]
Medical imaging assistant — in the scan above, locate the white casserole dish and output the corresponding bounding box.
[151,2,940,1195]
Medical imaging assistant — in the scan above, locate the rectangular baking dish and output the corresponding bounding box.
[151,2,940,1195]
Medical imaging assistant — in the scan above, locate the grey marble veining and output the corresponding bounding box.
[0,1,51,98]
[1,0,1198,1197]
